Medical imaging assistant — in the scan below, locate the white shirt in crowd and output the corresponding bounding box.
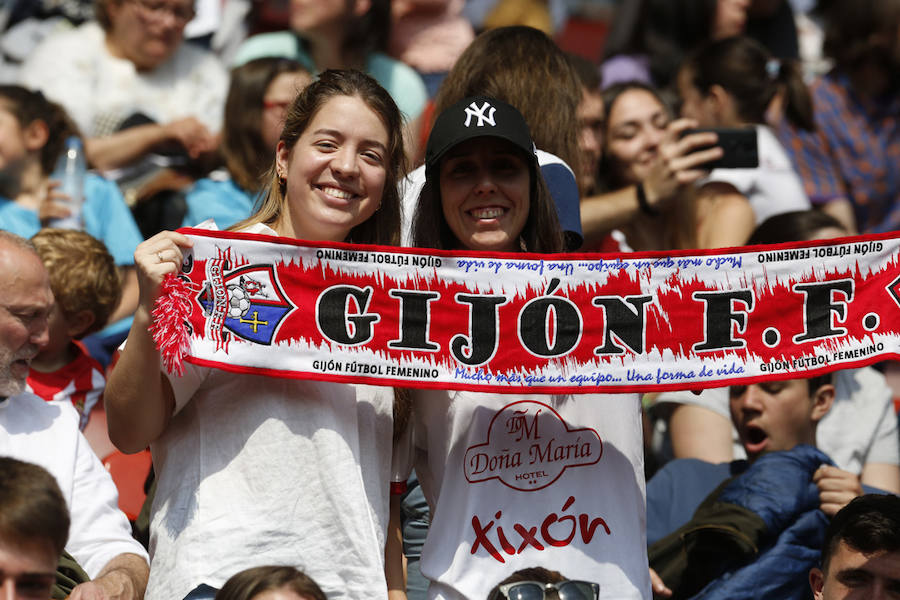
[413,389,650,599]
[145,223,394,600]
[21,22,227,137]
[0,392,149,577]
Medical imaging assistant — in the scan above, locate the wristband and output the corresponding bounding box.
[636,182,659,216]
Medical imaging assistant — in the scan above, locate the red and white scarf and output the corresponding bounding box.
[152,228,900,393]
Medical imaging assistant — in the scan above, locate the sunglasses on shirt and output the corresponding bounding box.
[496,580,600,600]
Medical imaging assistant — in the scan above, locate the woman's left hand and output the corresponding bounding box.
[644,119,723,209]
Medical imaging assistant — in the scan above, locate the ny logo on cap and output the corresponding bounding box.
[464,101,496,128]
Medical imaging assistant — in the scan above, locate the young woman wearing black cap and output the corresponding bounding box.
[407,97,648,600]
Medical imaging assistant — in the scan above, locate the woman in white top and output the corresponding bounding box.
[105,70,407,600]
[408,97,650,599]
[677,35,813,225]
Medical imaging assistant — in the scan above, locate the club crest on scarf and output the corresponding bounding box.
[196,252,294,347]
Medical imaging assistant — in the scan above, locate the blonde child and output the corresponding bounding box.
[28,228,121,434]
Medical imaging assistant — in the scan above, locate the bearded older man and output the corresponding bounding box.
[0,231,149,600]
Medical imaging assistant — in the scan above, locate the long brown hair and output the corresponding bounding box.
[434,26,582,181]
[598,82,700,251]
[236,69,407,246]
[222,58,309,193]
[411,109,564,255]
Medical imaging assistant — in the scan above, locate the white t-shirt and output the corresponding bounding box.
[21,22,227,136]
[0,393,148,577]
[818,368,900,472]
[413,390,650,599]
[145,224,394,600]
[656,367,900,471]
[706,125,810,224]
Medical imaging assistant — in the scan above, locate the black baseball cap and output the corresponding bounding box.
[424,96,539,179]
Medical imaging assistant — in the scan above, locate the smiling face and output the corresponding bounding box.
[0,243,52,397]
[105,0,193,70]
[275,94,388,242]
[729,379,832,460]
[604,88,669,187]
[438,137,531,252]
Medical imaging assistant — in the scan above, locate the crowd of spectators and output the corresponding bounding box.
[0,0,898,599]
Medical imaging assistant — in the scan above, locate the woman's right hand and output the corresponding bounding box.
[133,230,193,311]
[38,179,72,225]
[642,119,723,210]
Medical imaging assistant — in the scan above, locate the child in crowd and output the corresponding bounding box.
[26,229,121,431]
[0,85,142,363]
[182,58,311,229]
[0,86,142,264]
[653,210,900,494]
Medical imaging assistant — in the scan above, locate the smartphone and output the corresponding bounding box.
[681,127,759,169]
